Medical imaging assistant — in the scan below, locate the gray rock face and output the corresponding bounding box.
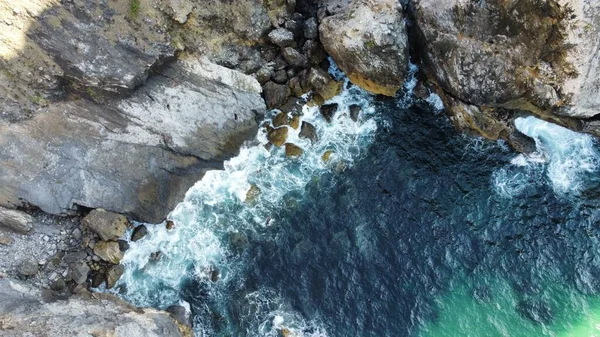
[0,207,33,234]
[269,28,295,47]
[320,0,409,96]
[0,278,187,337]
[263,81,291,109]
[0,57,264,223]
[83,209,129,242]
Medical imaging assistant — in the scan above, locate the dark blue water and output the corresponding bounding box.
[177,100,600,336]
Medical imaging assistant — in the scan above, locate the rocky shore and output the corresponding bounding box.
[1,0,600,335]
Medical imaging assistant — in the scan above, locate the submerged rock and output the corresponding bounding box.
[320,0,409,96]
[322,150,334,163]
[264,81,292,109]
[83,209,129,242]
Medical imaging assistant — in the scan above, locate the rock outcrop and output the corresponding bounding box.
[320,0,409,96]
[408,0,600,140]
[0,278,189,337]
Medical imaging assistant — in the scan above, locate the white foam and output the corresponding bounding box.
[494,116,599,197]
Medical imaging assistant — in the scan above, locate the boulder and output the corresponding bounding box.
[131,225,149,242]
[273,112,290,127]
[290,115,301,130]
[285,143,304,157]
[268,127,289,147]
[268,28,295,47]
[83,209,129,242]
[0,278,186,337]
[304,17,319,39]
[0,207,33,234]
[93,241,124,264]
[320,0,409,96]
[264,81,292,109]
[299,122,319,143]
[320,104,339,123]
[349,104,361,122]
[106,264,125,289]
[18,260,38,277]
[63,251,88,264]
[71,262,90,285]
[282,47,309,68]
[0,57,264,223]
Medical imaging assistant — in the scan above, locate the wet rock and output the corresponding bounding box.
[307,68,342,100]
[304,17,318,39]
[320,104,339,123]
[284,20,302,38]
[282,47,309,68]
[105,264,124,289]
[93,241,124,264]
[117,240,130,252]
[264,81,291,109]
[150,252,162,261]
[268,28,295,48]
[166,220,175,230]
[299,122,318,143]
[166,305,192,328]
[290,115,300,130]
[245,185,261,203]
[131,225,148,242]
[63,251,88,264]
[285,143,304,157]
[349,104,361,122]
[71,262,90,285]
[18,260,38,277]
[82,209,129,242]
[0,207,33,234]
[322,150,334,163]
[508,129,537,155]
[320,0,409,96]
[268,127,289,147]
[230,232,249,252]
[272,112,290,127]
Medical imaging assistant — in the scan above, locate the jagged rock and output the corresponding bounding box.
[83,209,129,242]
[349,104,361,122]
[18,260,38,277]
[268,28,295,47]
[0,207,33,234]
[320,0,409,96]
[285,143,304,157]
[131,225,149,242]
[71,262,90,285]
[268,127,289,147]
[282,47,309,68]
[299,122,318,143]
[166,305,192,328]
[272,69,289,84]
[304,17,318,39]
[264,81,291,109]
[273,112,290,127]
[0,278,186,337]
[320,104,339,123]
[0,56,264,224]
[93,241,124,264]
[105,264,125,289]
[303,40,327,65]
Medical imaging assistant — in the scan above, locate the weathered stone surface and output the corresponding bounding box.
[62,251,87,264]
[18,260,38,277]
[285,143,304,157]
[269,28,295,47]
[0,57,264,223]
[0,278,187,337]
[282,47,309,68]
[264,81,291,109]
[304,17,318,39]
[71,262,90,285]
[131,225,149,242]
[299,122,318,143]
[268,127,289,147]
[320,0,409,96]
[93,241,124,264]
[106,264,125,289]
[0,207,33,234]
[83,209,128,242]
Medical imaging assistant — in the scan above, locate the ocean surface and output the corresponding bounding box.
[111,68,600,337]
